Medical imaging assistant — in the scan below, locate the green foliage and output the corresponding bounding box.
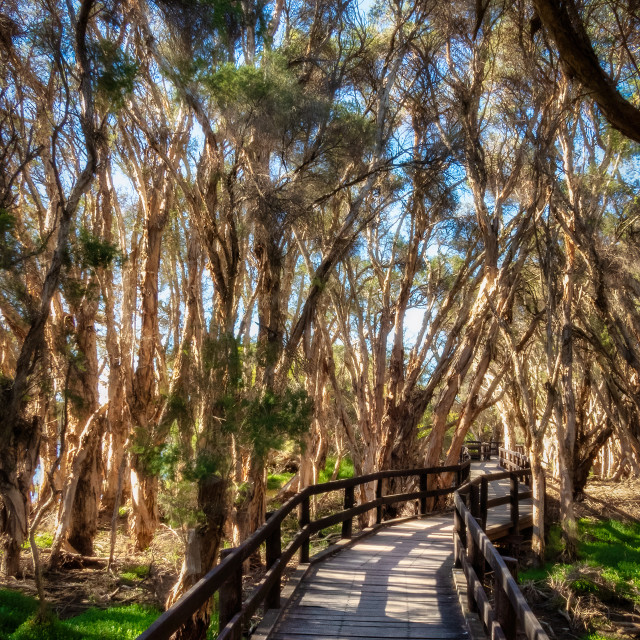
[119,564,150,583]
[318,456,355,484]
[267,472,295,491]
[59,227,122,307]
[157,475,200,528]
[0,209,20,270]
[95,40,138,111]
[131,427,167,477]
[201,333,242,391]
[241,389,312,462]
[205,53,303,121]
[76,228,122,271]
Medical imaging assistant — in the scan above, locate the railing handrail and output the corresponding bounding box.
[138,459,472,640]
[453,448,548,640]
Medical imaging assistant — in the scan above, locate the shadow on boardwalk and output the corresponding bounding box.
[270,517,469,640]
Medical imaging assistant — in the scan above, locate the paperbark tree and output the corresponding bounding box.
[0,0,102,577]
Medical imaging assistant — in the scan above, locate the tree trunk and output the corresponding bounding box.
[101,209,136,513]
[233,457,266,555]
[573,422,613,499]
[129,209,166,548]
[166,475,227,640]
[0,416,40,578]
[129,466,159,551]
[49,406,106,566]
[0,0,99,577]
[66,299,101,554]
[530,441,545,562]
[67,426,102,555]
[1,538,21,578]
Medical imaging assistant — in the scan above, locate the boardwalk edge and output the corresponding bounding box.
[452,568,488,640]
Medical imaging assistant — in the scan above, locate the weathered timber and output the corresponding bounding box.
[137,460,471,640]
[270,519,468,640]
[454,449,549,640]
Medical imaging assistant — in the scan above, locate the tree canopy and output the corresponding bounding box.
[0,0,639,636]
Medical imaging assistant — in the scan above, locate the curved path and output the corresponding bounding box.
[268,461,534,640]
[269,517,469,640]
[472,460,534,539]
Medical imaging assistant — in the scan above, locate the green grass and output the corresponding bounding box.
[10,604,161,640]
[267,472,294,491]
[520,518,640,603]
[0,590,38,639]
[576,519,640,599]
[267,456,354,492]
[0,591,161,640]
[20,533,53,550]
[318,456,354,484]
[119,563,150,582]
[64,604,161,639]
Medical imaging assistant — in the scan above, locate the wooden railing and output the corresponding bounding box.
[499,446,530,475]
[466,440,502,460]
[453,449,548,640]
[138,460,472,640]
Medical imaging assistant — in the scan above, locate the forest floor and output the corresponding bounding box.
[0,511,179,619]
[520,475,640,640]
[0,486,347,633]
[2,473,639,639]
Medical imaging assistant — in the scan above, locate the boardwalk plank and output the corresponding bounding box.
[269,518,467,640]
[268,462,531,640]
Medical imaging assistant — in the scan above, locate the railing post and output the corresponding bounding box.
[494,570,517,640]
[265,512,282,610]
[470,482,480,521]
[299,495,310,563]
[342,485,354,539]
[480,476,488,531]
[467,528,484,613]
[453,503,466,569]
[510,474,520,535]
[419,472,428,515]
[219,548,242,640]
[375,478,383,524]
[504,556,519,583]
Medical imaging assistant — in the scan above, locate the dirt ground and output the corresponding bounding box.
[549,475,640,524]
[0,513,181,618]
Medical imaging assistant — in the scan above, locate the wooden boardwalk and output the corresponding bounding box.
[471,460,534,540]
[269,517,468,640]
[267,461,535,640]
